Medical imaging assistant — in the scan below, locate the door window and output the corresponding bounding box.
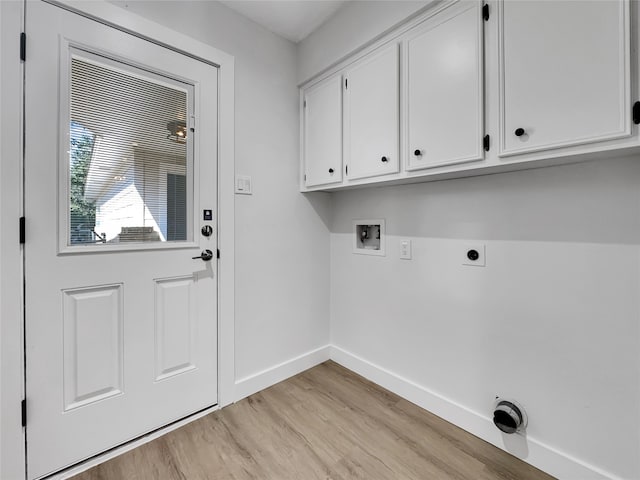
[67,51,194,247]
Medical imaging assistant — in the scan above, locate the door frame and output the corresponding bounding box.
[0,1,235,478]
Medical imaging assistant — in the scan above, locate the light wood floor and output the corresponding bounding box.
[73,361,556,480]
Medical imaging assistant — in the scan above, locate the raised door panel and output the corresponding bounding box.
[154,276,196,381]
[499,0,630,156]
[63,284,124,411]
[344,44,400,180]
[304,75,343,187]
[405,2,484,171]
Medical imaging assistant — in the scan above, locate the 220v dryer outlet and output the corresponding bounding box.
[462,243,486,267]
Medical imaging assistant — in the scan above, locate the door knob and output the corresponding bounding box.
[192,249,214,261]
[201,225,213,237]
[381,156,388,162]
[328,168,334,174]
[414,149,422,156]
[514,128,526,137]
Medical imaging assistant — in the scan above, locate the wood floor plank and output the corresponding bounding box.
[72,361,556,480]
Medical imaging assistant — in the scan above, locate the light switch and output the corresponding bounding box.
[235,175,252,195]
[400,239,411,260]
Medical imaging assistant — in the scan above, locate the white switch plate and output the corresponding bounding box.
[462,244,486,267]
[235,175,252,195]
[400,239,412,260]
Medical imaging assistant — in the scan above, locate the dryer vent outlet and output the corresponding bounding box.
[493,399,527,434]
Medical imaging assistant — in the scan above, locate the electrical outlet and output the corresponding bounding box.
[462,244,486,267]
[400,239,412,260]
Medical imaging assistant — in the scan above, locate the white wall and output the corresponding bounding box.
[330,158,640,479]
[297,0,431,83]
[299,4,640,480]
[111,0,332,385]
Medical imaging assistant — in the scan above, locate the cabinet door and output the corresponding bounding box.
[344,44,400,180]
[303,75,343,187]
[406,2,484,171]
[499,0,630,156]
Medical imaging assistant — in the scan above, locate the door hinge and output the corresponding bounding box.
[19,217,25,244]
[304,174,307,181]
[303,100,307,108]
[345,78,348,90]
[345,165,348,176]
[633,101,640,124]
[21,399,26,427]
[217,249,220,259]
[483,134,490,151]
[20,32,26,62]
[482,4,490,21]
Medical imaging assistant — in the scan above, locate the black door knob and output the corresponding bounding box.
[414,149,422,156]
[328,168,334,174]
[381,156,388,162]
[467,249,479,261]
[514,128,526,137]
[201,225,213,237]
[192,249,214,261]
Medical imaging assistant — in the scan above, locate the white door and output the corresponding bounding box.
[24,3,218,479]
[499,0,630,156]
[405,2,484,171]
[344,43,400,180]
[303,75,343,187]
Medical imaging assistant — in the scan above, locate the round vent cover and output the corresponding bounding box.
[493,400,526,434]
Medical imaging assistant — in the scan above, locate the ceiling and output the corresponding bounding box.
[219,0,347,43]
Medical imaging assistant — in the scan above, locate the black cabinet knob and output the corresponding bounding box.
[514,128,526,137]
[414,149,422,156]
[328,168,334,174]
[381,156,388,163]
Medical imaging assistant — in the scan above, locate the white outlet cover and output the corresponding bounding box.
[400,239,412,260]
[462,244,486,267]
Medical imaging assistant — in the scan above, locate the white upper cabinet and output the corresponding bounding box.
[499,0,631,156]
[303,74,343,187]
[405,2,484,171]
[300,0,639,192]
[344,43,400,180]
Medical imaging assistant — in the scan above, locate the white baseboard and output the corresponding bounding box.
[330,345,619,480]
[234,345,331,402]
